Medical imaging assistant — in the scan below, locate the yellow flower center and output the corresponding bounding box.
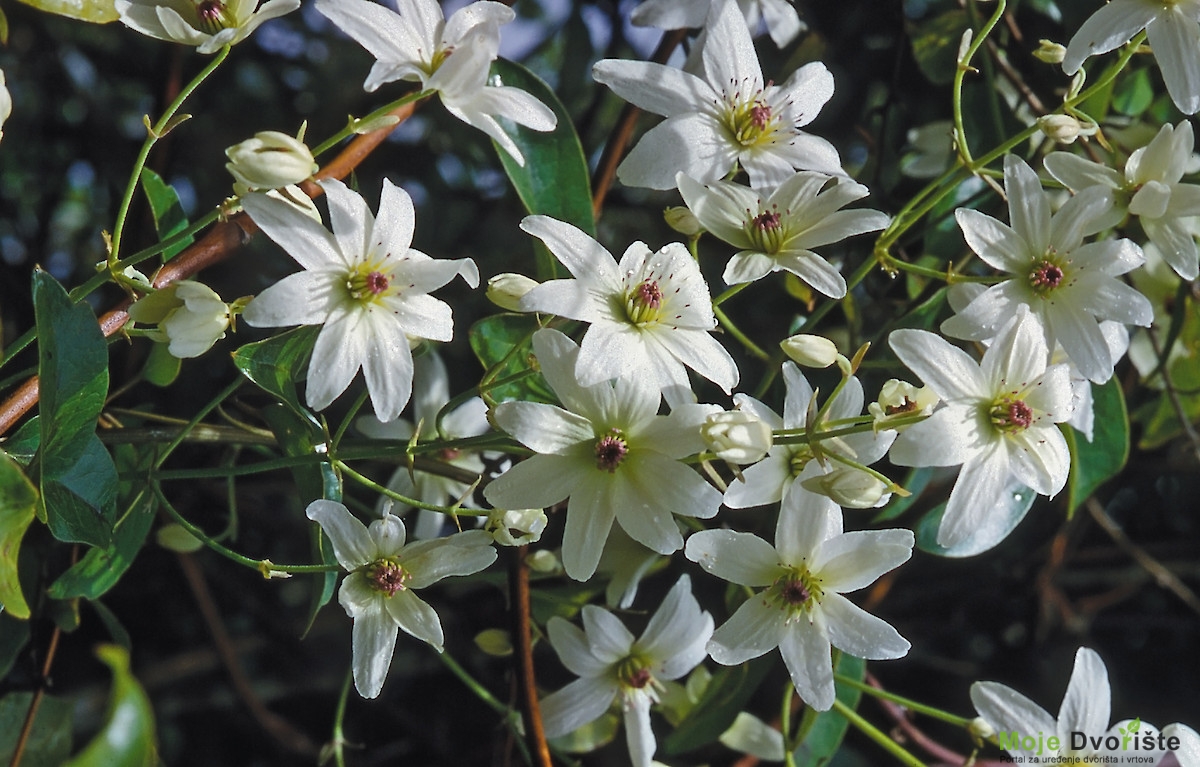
[768,566,824,618]
[744,208,787,254]
[789,444,814,477]
[195,0,237,33]
[989,396,1034,433]
[722,83,783,148]
[1027,250,1069,297]
[365,559,410,596]
[346,261,396,305]
[616,654,654,691]
[624,279,664,326]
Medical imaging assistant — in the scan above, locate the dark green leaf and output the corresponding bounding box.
[0,614,32,678]
[2,417,41,465]
[662,656,775,755]
[42,435,119,547]
[231,326,320,416]
[0,693,73,767]
[1112,67,1154,117]
[1065,379,1129,516]
[489,59,595,279]
[48,490,155,601]
[139,168,193,260]
[792,655,865,766]
[468,314,555,404]
[141,341,181,387]
[916,478,1035,557]
[0,452,38,618]
[87,599,132,650]
[908,10,969,86]
[64,645,157,767]
[873,467,933,523]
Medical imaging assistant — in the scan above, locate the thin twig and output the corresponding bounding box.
[8,624,63,767]
[507,546,553,767]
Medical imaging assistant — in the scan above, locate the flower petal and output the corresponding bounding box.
[685,530,782,586]
[779,618,835,710]
[617,113,739,190]
[889,328,988,401]
[307,499,375,568]
[547,617,612,678]
[1057,647,1111,744]
[383,589,444,651]
[814,529,915,593]
[708,595,786,665]
[540,677,619,738]
[1147,9,1200,115]
[347,597,398,698]
[820,593,910,660]
[971,681,1056,752]
[591,59,716,117]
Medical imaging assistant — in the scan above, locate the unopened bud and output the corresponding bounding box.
[781,333,839,368]
[969,716,996,744]
[487,273,539,312]
[225,130,317,190]
[1038,114,1085,144]
[701,410,773,464]
[1033,39,1066,64]
[484,508,548,546]
[526,548,560,574]
[801,467,889,509]
[664,206,703,236]
[128,281,232,359]
[474,628,514,657]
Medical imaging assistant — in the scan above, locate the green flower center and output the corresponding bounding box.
[594,428,629,472]
[625,279,664,325]
[366,559,410,596]
[989,396,1034,433]
[616,655,654,690]
[421,46,454,77]
[723,84,782,148]
[744,208,787,254]
[768,566,824,618]
[195,0,237,33]
[789,445,814,477]
[1027,253,1067,297]
[346,262,395,304]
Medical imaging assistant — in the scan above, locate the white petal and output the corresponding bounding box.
[348,600,398,698]
[371,179,417,260]
[888,404,984,468]
[592,59,716,117]
[520,216,622,289]
[648,328,739,393]
[1043,301,1117,383]
[955,209,1030,273]
[1043,152,1123,193]
[623,693,656,767]
[384,589,444,650]
[361,312,415,422]
[306,308,368,411]
[1144,216,1200,279]
[562,472,620,581]
[708,596,786,665]
[775,483,841,564]
[1005,155,1051,250]
[322,178,372,265]
[939,442,1010,548]
[547,617,612,678]
[241,191,342,271]
[307,499,375,568]
[316,0,424,75]
[241,271,336,328]
[814,529,914,593]
[971,681,1056,751]
[1057,647,1111,744]
[1147,9,1200,115]
[617,113,739,190]
[775,62,834,128]
[778,618,834,711]
[722,450,790,507]
[888,328,987,401]
[702,0,763,95]
[820,593,910,660]
[540,677,619,738]
[685,530,782,586]
[582,604,636,662]
[1062,0,1158,74]
[400,530,497,588]
[493,401,594,454]
[723,251,779,285]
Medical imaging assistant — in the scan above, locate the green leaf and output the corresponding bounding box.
[231,326,320,416]
[1065,379,1129,515]
[13,0,117,23]
[908,10,969,86]
[0,453,39,619]
[792,655,865,766]
[0,693,73,767]
[468,314,555,404]
[489,59,595,278]
[662,656,775,755]
[3,417,42,465]
[139,168,193,260]
[41,435,119,547]
[0,614,32,678]
[1112,67,1154,117]
[142,340,182,387]
[872,467,933,523]
[47,490,155,601]
[916,478,1036,557]
[64,645,157,767]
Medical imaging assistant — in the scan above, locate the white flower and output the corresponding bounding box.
[685,500,913,711]
[701,409,773,464]
[315,0,556,165]
[592,0,842,190]
[972,647,1169,765]
[305,499,497,698]
[240,178,479,422]
[630,0,805,49]
[483,508,547,546]
[1062,0,1200,114]
[1164,723,1200,767]
[356,353,491,538]
[867,378,938,430]
[482,329,722,581]
[899,120,954,179]
[225,130,317,191]
[1044,121,1200,280]
[943,154,1151,384]
[115,0,299,53]
[0,69,10,144]
[678,171,887,292]
[540,575,713,767]
[517,215,738,406]
[128,280,232,359]
[723,363,896,516]
[888,307,1073,548]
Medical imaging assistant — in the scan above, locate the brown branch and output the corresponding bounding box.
[8,624,62,767]
[508,546,553,767]
[0,102,419,438]
[590,29,688,220]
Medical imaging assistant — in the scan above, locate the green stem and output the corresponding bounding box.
[332,667,353,767]
[109,46,231,268]
[781,684,798,766]
[336,461,488,516]
[831,697,926,767]
[154,377,243,469]
[310,89,433,157]
[774,413,928,445]
[833,673,974,728]
[714,304,770,361]
[712,282,751,307]
[952,0,1008,167]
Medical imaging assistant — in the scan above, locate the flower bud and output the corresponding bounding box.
[969,716,996,743]
[1033,39,1066,64]
[474,628,513,657]
[664,206,702,236]
[1037,114,1085,145]
[780,333,839,368]
[484,508,548,546]
[129,281,232,359]
[526,548,560,574]
[701,410,773,464]
[801,468,889,508]
[225,130,317,190]
[868,379,938,429]
[486,273,538,312]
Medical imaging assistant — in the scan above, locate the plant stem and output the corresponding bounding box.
[834,673,974,728]
[831,697,927,767]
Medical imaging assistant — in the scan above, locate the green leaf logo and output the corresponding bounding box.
[1121,718,1142,735]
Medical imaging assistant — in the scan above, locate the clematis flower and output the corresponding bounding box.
[723,363,895,517]
[678,171,888,292]
[356,352,491,539]
[685,498,913,711]
[592,0,842,190]
[306,499,497,698]
[482,329,722,581]
[115,0,299,53]
[1062,0,1200,115]
[973,647,1169,764]
[630,0,805,49]
[517,215,738,406]
[240,178,479,422]
[315,0,556,165]
[128,280,232,359]
[889,307,1073,548]
[1044,121,1200,280]
[225,130,317,192]
[943,154,1151,384]
[540,575,713,767]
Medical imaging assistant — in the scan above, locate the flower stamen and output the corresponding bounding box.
[990,397,1034,433]
[625,280,664,325]
[594,429,629,472]
[366,559,411,596]
[1028,257,1065,296]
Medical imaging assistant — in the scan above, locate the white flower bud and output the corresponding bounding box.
[486,273,539,312]
[1038,114,1085,144]
[225,130,317,190]
[664,206,702,236]
[1034,39,1066,64]
[525,548,560,574]
[780,333,839,368]
[800,467,889,509]
[484,508,548,546]
[969,716,996,742]
[129,281,231,359]
[701,410,773,464]
[868,378,938,429]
